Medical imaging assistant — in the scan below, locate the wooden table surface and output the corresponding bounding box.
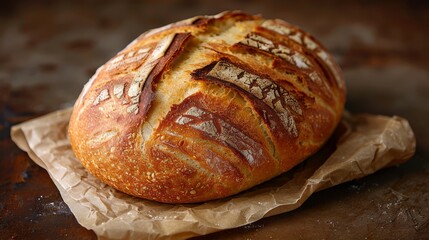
[1,1,428,239]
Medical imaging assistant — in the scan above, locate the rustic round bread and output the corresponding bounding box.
[69,11,346,203]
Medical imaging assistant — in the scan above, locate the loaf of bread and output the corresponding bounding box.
[68,11,346,203]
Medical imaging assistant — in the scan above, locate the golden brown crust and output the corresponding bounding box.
[68,11,346,203]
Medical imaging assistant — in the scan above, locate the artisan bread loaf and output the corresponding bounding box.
[68,11,346,203]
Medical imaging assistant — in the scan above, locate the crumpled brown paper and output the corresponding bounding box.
[11,108,415,240]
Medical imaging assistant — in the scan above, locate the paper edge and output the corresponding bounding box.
[11,123,47,169]
[11,108,74,169]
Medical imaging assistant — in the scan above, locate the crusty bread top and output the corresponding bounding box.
[68,11,346,203]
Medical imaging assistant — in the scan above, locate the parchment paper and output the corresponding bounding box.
[11,108,415,240]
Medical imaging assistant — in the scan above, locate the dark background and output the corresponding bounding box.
[1,0,428,239]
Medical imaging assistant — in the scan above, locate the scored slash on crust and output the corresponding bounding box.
[198,60,302,137]
[175,106,264,165]
[238,32,323,84]
[241,33,312,70]
[261,20,344,89]
[92,34,176,113]
[126,34,176,114]
[113,84,125,99]
[92,89,110,106]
